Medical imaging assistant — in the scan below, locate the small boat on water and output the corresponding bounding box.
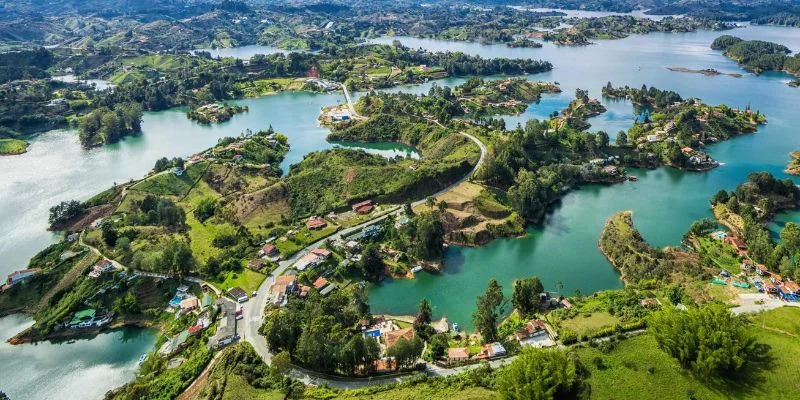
[452,323,460,332]
[628,175,638,181]
[411,265,423,273]
[137,353,147,365]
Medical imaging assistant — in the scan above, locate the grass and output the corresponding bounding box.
[211,269,266,293]
[131,162,207,196]
[560,311,620,335]
[0,138,28,155]
[185,213,237,264]
[221,375,284,400]
[321,386,497,399]
[697,236,741,272]
[576,307,800,400]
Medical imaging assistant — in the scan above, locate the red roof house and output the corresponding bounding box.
[352,200,374,214]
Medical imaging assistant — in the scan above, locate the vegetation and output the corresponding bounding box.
[495,347,584,400]
[0,138,28,155]
[187,103,248,124]
[78,103,143,147]
[712,35,800,80]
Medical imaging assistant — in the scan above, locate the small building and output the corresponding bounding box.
[725,236,748,251]
[475,342,506,359]
[313,276,329,291]
[172,167,185,176]
[6,268,40,286]
[640,298,662,309]
[306,216,328,230]
[228,287,249,303]
[259,244,278,257]
[602,165,618,175]
[201,293,214,309]
[515,320,555,348]
[448,347,469,364]
[755,264,769,276]
[560,298,573,309]
[88,260,114,278]
[383,327,414,349]
[248,259,264,270]
[351,200,375,214]
[310,248,331,258]
[180,296,200,313]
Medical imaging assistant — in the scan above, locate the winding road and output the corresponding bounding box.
[238,115,488,388]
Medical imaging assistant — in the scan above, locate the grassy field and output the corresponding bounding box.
[0,138,28,155]
[221,375,284,400]
[696,236,741,272]
[185,213,237,264]
[559,311,621,336]
[131,162,208,196]
[211,269,266,293]
[576,307,800,400]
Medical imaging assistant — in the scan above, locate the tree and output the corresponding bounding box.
[473,279,506,343]
[512,277,544,317]
[495,347,583,400]
[194,197,216,223]
[649,304,759,378]
[113,292,140,314]
[428,333,450,361]
[359,243,384,282]
[426,196,436,209]
[615,131,627,147]
[412,213,445,261]
[414,298,433,338]
[271,350,292,376]
[101,221,117,247]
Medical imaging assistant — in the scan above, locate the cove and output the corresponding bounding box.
[0,314,156,400]
[0,91,419,280]
[367,27,800,329]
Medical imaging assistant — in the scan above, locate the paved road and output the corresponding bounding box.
[238,127,487,387]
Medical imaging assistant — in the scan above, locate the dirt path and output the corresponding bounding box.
[35,251,98,312]
[177,351,224,400]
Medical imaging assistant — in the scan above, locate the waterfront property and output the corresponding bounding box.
[515,319,555,348]
[4,268,40,288]
[87,259,114,278]
[67,309,113,329]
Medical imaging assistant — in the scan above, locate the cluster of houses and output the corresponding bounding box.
[712,231,800,302]
[87,259,115,278]
[66,308,113,329]
[307,78,339,91]
[168,285,214,314]
[210,299,239,349]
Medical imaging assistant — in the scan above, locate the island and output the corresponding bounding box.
[0,138,29,155]
[187,103,248,124]
[666,66,743,78]
[711,35,800,86]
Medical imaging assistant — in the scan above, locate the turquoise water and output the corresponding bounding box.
[368,27,800,329]
[0,314,156,400]
[192,44,288,59]
[3,25,800,395]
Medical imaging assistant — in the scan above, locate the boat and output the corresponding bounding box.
[452,323,460,332]
[137,353,147,365]
[411,265,423,273]
[627,175,638,181]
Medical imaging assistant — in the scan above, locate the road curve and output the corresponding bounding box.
[239,127,487,388]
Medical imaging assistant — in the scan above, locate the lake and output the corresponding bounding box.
[192,44,288,59]
[3,24,800,396]
[367,26,800,329]
[0,314,156,400]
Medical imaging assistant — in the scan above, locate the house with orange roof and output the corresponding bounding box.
[383,328,414,349]
[306,216,328,230]
[447,347,469,364]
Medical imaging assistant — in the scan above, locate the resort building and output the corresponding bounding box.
[383,328,414,349]
[6,268,40,287]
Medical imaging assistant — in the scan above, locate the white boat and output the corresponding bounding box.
[452,323,460,332]
[137,353,147,365]
[411,265,423,273]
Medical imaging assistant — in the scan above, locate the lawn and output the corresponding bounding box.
[559,311,620,335]
[576,307,800,400]
[130,162,208,197]
[185,213,237,264]
[696,236,741,272]
[211,269,266,293]
[0,138,28,155]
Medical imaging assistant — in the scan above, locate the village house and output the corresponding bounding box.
[640,298,662,309]
[248,259,264,270]
[228,286,249,303]
[313,276,337,296]
[306,216,328,230]
[383,327,414,349]
[602,165,619,175]
[180,296,200,313]
[88,260,114,278]
[6,268,40,287]
[515,319,555,348]
[294,248,332,271]
[475,342,507,360]
[725,236,748,253]
[447,347,470,364]
[259,243,278,258]
[270,275,298,306]
[351,199,375,214]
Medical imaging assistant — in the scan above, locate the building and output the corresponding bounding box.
[515,320,554,348]
[313,276,329,291]
[352,200,375,214]
[228,287,249,303]
[725,236,748,251]
[448,347,470,364]
[68,309,113,329]
[383,328,414,349]
[210,300,238,349]
[475,342,507,359]
[640,298,662,309]
[6,268,40,286]
[180,296,200,313]
[602,165,619,175]
[311,248,331,258]
[306,216,328,230]
[271,275,298,306]
[294,249,331,271]
[88,260,114,278]
[260,244,278,257]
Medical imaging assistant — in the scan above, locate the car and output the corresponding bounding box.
[251,291,257,297]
